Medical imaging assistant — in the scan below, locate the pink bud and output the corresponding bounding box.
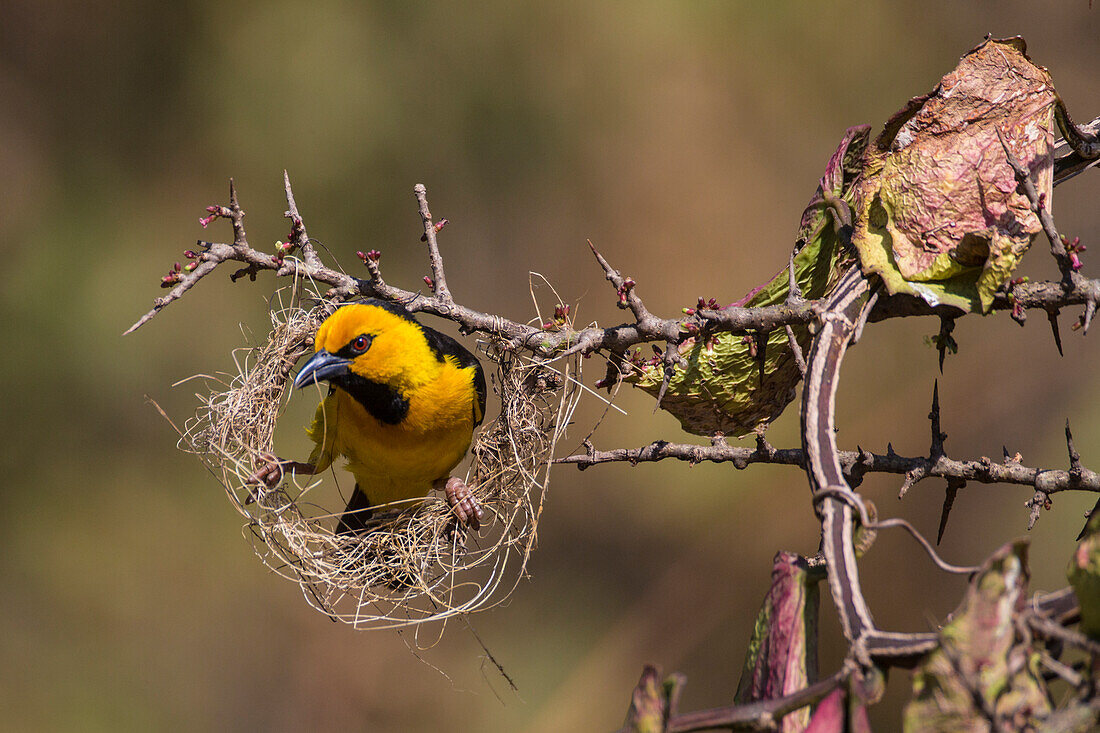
[367,249,381,262]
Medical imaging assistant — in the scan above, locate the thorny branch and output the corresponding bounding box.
[620,668,851,733]
[283,170,323,270]
[128,120,1100,356]
[414,183,453,305]
[557,429,1100,500]
[129,112,1100,731]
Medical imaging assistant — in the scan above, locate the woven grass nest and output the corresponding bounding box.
[178,289,581,630]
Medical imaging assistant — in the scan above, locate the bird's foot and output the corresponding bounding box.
[245,453,315,503]
[436,476,484,531]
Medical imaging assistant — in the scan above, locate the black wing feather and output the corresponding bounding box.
[421,325,487,427]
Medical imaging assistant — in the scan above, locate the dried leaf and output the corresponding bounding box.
[1067,510,1100,640]
[624,665,684,733]
[853,37,1057,313]
[903,540,1051,732]
[624,665,666,733]
[806,688,846,733]
[735,552,822,732]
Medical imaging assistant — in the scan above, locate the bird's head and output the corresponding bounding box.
[293,300,437,391]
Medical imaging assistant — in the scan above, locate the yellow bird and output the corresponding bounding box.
[251,299,487,534]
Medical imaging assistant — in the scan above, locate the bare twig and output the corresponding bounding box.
[1053,112,1100,183]
[998,128,1078,284]
[614,668,850,733]
[557,438,1100,496]
[813,486,981,574]
[128,177,1100,377]
[413,183,453,305]
[1039,650,1084,689]
[284,170,323,269]
[785,325,807,377]
[1027,610,1100,657]
[588,240,653,325]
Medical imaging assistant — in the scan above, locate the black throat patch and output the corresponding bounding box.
[335,373,410,425]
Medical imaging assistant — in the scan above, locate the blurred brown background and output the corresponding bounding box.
[2,2,1099,730]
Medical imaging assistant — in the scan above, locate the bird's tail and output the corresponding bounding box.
[335,484,373,535]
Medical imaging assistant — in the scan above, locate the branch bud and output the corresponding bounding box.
[421,218,449,241]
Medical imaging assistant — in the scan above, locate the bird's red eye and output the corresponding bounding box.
[352,335,370,353]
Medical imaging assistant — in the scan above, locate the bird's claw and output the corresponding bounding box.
[438,476,484,531]
[246,452,289,494]
[246,453,318,504]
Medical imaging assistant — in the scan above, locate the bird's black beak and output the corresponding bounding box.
[294,350,352,389]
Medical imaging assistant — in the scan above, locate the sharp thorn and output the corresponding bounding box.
[654,374,672,411]
[1047,310,1064,356]
[936,479,963,545]
[756,330,768,383]
[1066,419,1082,470]
[899,472,918,499]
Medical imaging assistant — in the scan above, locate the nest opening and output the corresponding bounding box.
[178,289,580,630]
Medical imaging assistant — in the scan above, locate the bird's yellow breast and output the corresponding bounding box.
[306,358,478,507]
[301,301,484,510]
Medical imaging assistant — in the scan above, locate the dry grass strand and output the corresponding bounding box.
[177,287,580,631]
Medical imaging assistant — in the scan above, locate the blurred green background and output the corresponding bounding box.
[3,2,1099,730]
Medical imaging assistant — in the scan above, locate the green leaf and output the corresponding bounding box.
[627,126,869,435]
